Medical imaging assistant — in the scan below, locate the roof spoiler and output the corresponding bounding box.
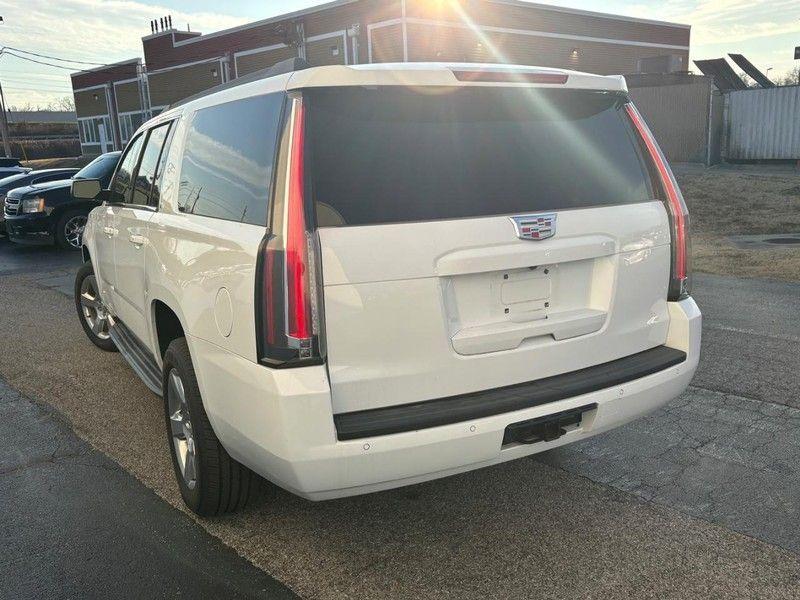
[169,57,312,109]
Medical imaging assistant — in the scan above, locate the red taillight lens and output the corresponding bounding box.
[257,96,321,367]
[625,103,691,300]
[285,100,311,340]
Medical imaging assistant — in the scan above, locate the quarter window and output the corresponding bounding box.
[177,93,284,226]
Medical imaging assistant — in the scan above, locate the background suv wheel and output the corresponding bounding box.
[162,337,255,516]
[56,210,88,250]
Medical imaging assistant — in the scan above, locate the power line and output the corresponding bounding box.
[4,86,74,93]
[1,46,107,66]
[1,50,88,71]
[0,75,70,84]
[1,50,153,78]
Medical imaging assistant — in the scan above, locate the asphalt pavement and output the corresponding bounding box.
[1,237,799,599]
[0,377,295,600]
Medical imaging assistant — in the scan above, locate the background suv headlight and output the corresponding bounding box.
[21,197,45,213]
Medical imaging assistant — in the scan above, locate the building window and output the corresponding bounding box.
[79,116,111,146]
[119,111,145,144]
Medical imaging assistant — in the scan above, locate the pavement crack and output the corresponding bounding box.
[686,383,800,412]
[0,448,91,476]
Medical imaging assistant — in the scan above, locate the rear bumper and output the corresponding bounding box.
[192,297,701,501]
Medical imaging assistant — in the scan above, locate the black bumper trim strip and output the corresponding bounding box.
[334,346,686,441]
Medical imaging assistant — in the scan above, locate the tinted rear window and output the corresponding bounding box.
[306,87,654,227]
[76,154,120,187]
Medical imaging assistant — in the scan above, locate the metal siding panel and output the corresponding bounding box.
[304,0,400,36]
[628,81,713,163]
[406,23,484,62]
[370,24,404,62]
[148,61,222,107]
[307,36,347,66]
[405,23,687,74]
[235,46,298,77]
[405,0,690,47]
[75,89,109,118]
[114,81,142,113]
[726,87,800,160]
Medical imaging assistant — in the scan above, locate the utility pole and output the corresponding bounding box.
[0,15,10,156]
[0,80,12,157]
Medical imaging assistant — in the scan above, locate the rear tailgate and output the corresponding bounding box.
[306,85,672,414]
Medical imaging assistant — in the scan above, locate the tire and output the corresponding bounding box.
[55,210,89,250]
[163,337,254,516]
[75,262,117,352]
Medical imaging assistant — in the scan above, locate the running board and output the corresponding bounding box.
[109,318,163,396]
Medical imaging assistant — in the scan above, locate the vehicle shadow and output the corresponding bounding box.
[0,235,81,275]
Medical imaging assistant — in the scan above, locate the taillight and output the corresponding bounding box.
[257,96,322,367]
[625,103,691,301]
[285,99,311,341]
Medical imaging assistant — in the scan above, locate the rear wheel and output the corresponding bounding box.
[75,262,117,352]
[56,210,88,250]
[163,337,254,516]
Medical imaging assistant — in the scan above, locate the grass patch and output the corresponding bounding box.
[675,168,800,282]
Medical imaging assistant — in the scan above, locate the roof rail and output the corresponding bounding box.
[169,57,312,109]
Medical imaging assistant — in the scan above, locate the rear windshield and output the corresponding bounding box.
[0,172,30,189]
[76,154,119,187]
[306,87,654,227]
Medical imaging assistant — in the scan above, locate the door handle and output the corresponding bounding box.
[103,226,117,237]
[129,234,146,247]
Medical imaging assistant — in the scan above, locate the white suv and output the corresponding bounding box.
[73,61,701,515]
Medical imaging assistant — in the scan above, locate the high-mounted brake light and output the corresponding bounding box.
[452,70,569,84]
[257,95,322,367]
[625,103,691,301]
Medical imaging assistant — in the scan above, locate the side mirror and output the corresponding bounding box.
[71,178,102,200]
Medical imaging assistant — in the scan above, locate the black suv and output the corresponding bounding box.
[0,169,80,236]
[4,152,120,250]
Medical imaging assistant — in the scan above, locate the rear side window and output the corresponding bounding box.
[178,93,284,226]
[111,136,144,203]
[130,121,172,206]
[306,87,655,227]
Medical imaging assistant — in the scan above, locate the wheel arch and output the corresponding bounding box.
[48,201,97,234]
[151,298,187,359]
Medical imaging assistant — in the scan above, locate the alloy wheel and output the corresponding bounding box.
[64,215,87,248]
[167,369,197,489]
[79,274,110,340]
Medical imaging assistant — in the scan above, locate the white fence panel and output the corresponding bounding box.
[726,86,800,160]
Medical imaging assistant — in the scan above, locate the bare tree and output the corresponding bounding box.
[52,96,75,111]
[9,101,35,112]
[775,66,800,87]
[736,72,759,88]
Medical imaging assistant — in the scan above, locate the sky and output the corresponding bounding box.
[0,0,797,108]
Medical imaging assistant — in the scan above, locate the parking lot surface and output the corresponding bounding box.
[0,377,295,600]
[2,237,799,598]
